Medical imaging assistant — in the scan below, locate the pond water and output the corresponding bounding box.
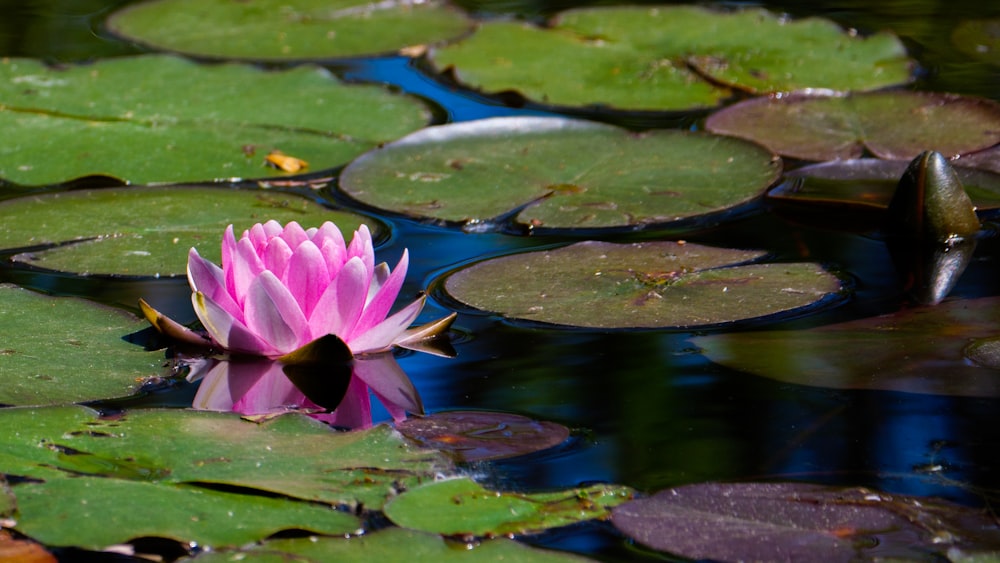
[1,0,1000,561]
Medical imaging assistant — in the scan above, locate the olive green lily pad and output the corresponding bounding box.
[339,117,781,231]
[705,91,1000,162]
[185,528,596,562]
[0,284,162,406]
[952,19,1000,66]
[427,5,911,111]
[396,411,571,463]
[442,241,843,329]
[693,297,1000,397]
[0,405,453,549]
[107,0,473,61]
[0,186,377,276]
[0,55,430,185]
[384,477,633,537]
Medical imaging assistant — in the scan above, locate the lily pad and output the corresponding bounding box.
[0,284,162,406]
[0,55,430,185]
[427,5,911,111]
[693,297,1000,397]
[705,91,1000,162]
[384,477,633,537]
[611,482,1000,562]
[0,186,377,277]
[953,19,1000,66]
[339,117,781,231]
[0,406,454,514]
[442,241,843,329]
[184,528,595,562]
[107,0,473,61]
[396,411,571,463]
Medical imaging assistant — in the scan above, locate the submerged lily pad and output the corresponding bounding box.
[0,55,430,185]
[107,0,473,61]
[952,19,1000,66]
[442,241,842,329]
[427,5,911,111]
[339,117,781,231]
[705,91,1000,162]
[612,482,1000,562]
[0,186,377,276]
[0,284,162,406]
[384,477,633,537]
[396,411,571,462]
[1,405,453,548]
[694,297,1000,397]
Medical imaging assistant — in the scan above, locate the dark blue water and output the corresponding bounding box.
[2,1,1000,560]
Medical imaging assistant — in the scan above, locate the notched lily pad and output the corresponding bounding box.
[0,55,430,185]
[612,482,1000,562]
[706,91,1000,162]
[384,477,633,537]
[442,241,843,329]
[0,186,378,277]
[0,284,162,406]
[107,0,473,61]
[396,411,571,463]
[427,5,911,112]
[339,116,781,232]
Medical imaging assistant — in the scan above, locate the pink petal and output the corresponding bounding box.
[324,376,373,429]
[280,221,308,250]
[222,225,238,294]
[286,240,331,318]
[187,248,242,321]
[262,236,293,281]
[346,295,425,354]
[367,262,390,305]
[355,251,408,336]
[231,360,307,415]
[243,271,309,355]
[192,292,277,355]
[353,354,422,421]
[313,222,345,249]
[309,257,368,341]
[319,237,348,280]
[347,225,375,280]
[232,237,266,306]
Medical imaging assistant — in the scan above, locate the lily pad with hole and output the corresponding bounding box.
[0,284,163,406]
[0,186,377,277]
[705,91,1000,162]
[339,117,781,231]
[442,241,843,329]
[0,55,430,185]
[952,19,1000,66]
[427,5,912,112]
[693,297,1000,397]
[611,482,1000,562]
[396,411,571,463]
[107,0,473,61]
[384,477,633,537]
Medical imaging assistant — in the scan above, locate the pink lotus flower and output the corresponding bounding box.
[186,220,428,357]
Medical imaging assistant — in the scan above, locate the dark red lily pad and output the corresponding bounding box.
[396,411,571,463]
[706,91,1000,162]
[613,482,1000,562]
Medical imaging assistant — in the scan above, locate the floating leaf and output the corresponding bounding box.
[611,482,1000,562]
[107,0,473,61]
[442,241,842,329]
[427,6,911,111]
[384,477,633,537]
[0,531,56,563]
[339,117,781,231]
[952,19,1000,66]
[0,284,162,406]
[0,55,430,185]
[0,186,377,276]
[184,527,596,562]
[694,297,1000,397]
[705,91,1000,162]
[396,411,571,463]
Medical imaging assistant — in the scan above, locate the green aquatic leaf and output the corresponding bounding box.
[0,55,430,185]
[0,284,162,406]
[339,117,781,231]
[952,19,1000,66]
[442,241,843,329]
[0,186,378,276]
[384,477,633,536]
[107,0,473,61]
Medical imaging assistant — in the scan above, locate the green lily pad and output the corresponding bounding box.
[442,241,843,329]
[693,297,1000,397]
[0,406,453,512]
[107,0,473,61]
[0,55,430,185]
[952,19,1000,66]
[396,411,571,463]
[339,117,781,231]
[184,527,596,562]
[0,186,377,276]
[427,6,911,111]
[384,477,633,537]
[705,91,1000,162]
[0,284,162,406]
